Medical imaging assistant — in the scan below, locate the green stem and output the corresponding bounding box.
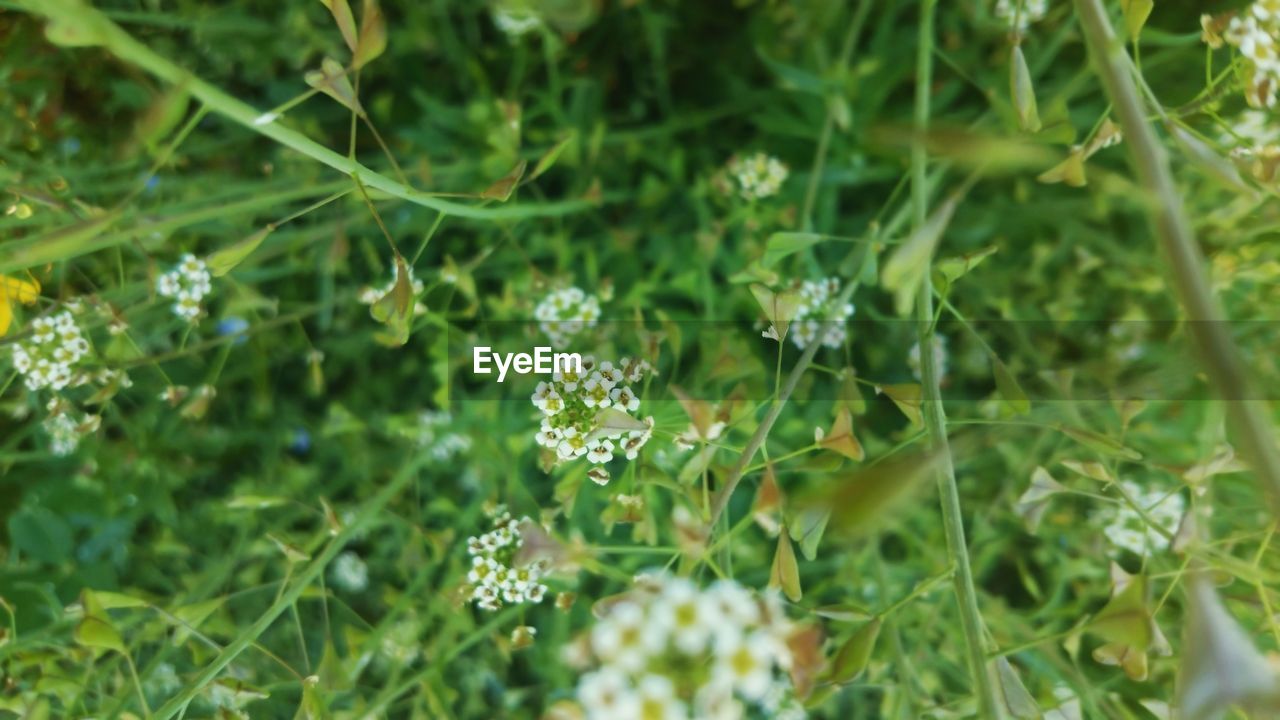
[912,1,998,716]
[149,453,433,720]
[19,0,594,222]
[1073,0,1280,512]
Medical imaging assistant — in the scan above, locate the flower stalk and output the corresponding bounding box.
[913,1,999,716]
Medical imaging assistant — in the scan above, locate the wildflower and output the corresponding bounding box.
[995,0,1048,31]
[217,316,250,345]
[10,310,92,392]
[530,354,654,484]
[492,1,542,36]
[790,277,855,350]
[331,551,369,592]
[1100,480,1186,555]
[574,573,809,720]
[464,505,549,611]
[0,274,40,336]
[511,624,538,649]
[408,410,472,462]
[1206,4,1280,108]
[156,254,213,322]
[534,286,601,348]
[724,152,789,201]
[42,409,100,456]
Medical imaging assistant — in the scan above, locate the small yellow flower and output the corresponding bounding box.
[0,274,40,336]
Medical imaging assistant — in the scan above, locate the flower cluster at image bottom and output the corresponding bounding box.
[531,355,654,485]
[465,505,548,611]
[572,573,807,720]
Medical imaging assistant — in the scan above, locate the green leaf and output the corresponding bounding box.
[352,0,386,69]
[87,590,148,610]
[9,507,73,565]
[993,657,1041,718]
[480,160,528,201]
[1120,0,1154,40]
[878,383,923,427]
[305,57,365,116]
[761,232,823,269]
[207,227,274,277]
[530,133,576,180]
[589,407,650,439]
[750,283,801,343]
[135,88,190,153]
[1009,45,1041,133]
[369,254,415,345]
[827,618,882,685]
[934,245,997,285]
[819,406,865,461]
[318,0,359,52]
[1089,567,1153,652]
[1014,466,1065,533]
[227,495,290,509]
[1038,150,1087,187]
[802,450,940,536]
[882,194,959,315]
[839,367,868,415]
[991,354,1031,414]
[1059,425,1143,461]
[75,615,124,654]
[790,508,830,561]
[769,527,802,602]
[1177,574,1280,719]
[170,598,224,646]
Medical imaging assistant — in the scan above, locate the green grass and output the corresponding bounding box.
[3,0,1280,718]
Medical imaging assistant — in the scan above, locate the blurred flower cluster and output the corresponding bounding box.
[571,573,808,720]
[358,262,426,314]
[465,505,548,611]
[995,0,1047,32]
[156,254,213,322]
[724,152,789,201]
[1203,2,1280,107]
[11,310,92,391]
[531,355,654,485]
[791,278,855,350]
[535,286,601,348]
[1101,480,1186,555]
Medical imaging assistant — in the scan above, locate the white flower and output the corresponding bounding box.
[788,278,855,349]
[591,602,664,672]
[609,386,641,412]
[535,286,601,347]
[995,0,1048,31]
[725,153,788,200]
[579,668,641,720]
[651,577,713,655]
[157,256,213,322]
[586,439,615,464]
[714,631,780,701]
[331,551,369,592]
[1100,480,1186,555]
[636,674,688,720]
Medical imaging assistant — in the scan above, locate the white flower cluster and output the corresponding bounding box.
[42,409,100,456]
[908,335,948,382]
[791,277,855,350]
[414,410,473,462]
[1204,3,1280,107]
[331,551,369,592]
[157,254,212,322]
[492,2,542,36]
[1102,481,1186,555]
[995,0,1048,31]
[1225,111,1280,182]
[575,573,806,720]
[11,311,91,391]
[725,152,789,201]
[534,286,601,348]
[531,355,654,485]
[465,505,548,611]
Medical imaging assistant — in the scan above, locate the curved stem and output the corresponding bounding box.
[912,1,999,716]
[18,0,595,222]
[1073,0,1280,512]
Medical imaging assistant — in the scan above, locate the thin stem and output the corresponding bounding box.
[913,1,999,716]
[1073,0,1280,512]
[18,0,594,222]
